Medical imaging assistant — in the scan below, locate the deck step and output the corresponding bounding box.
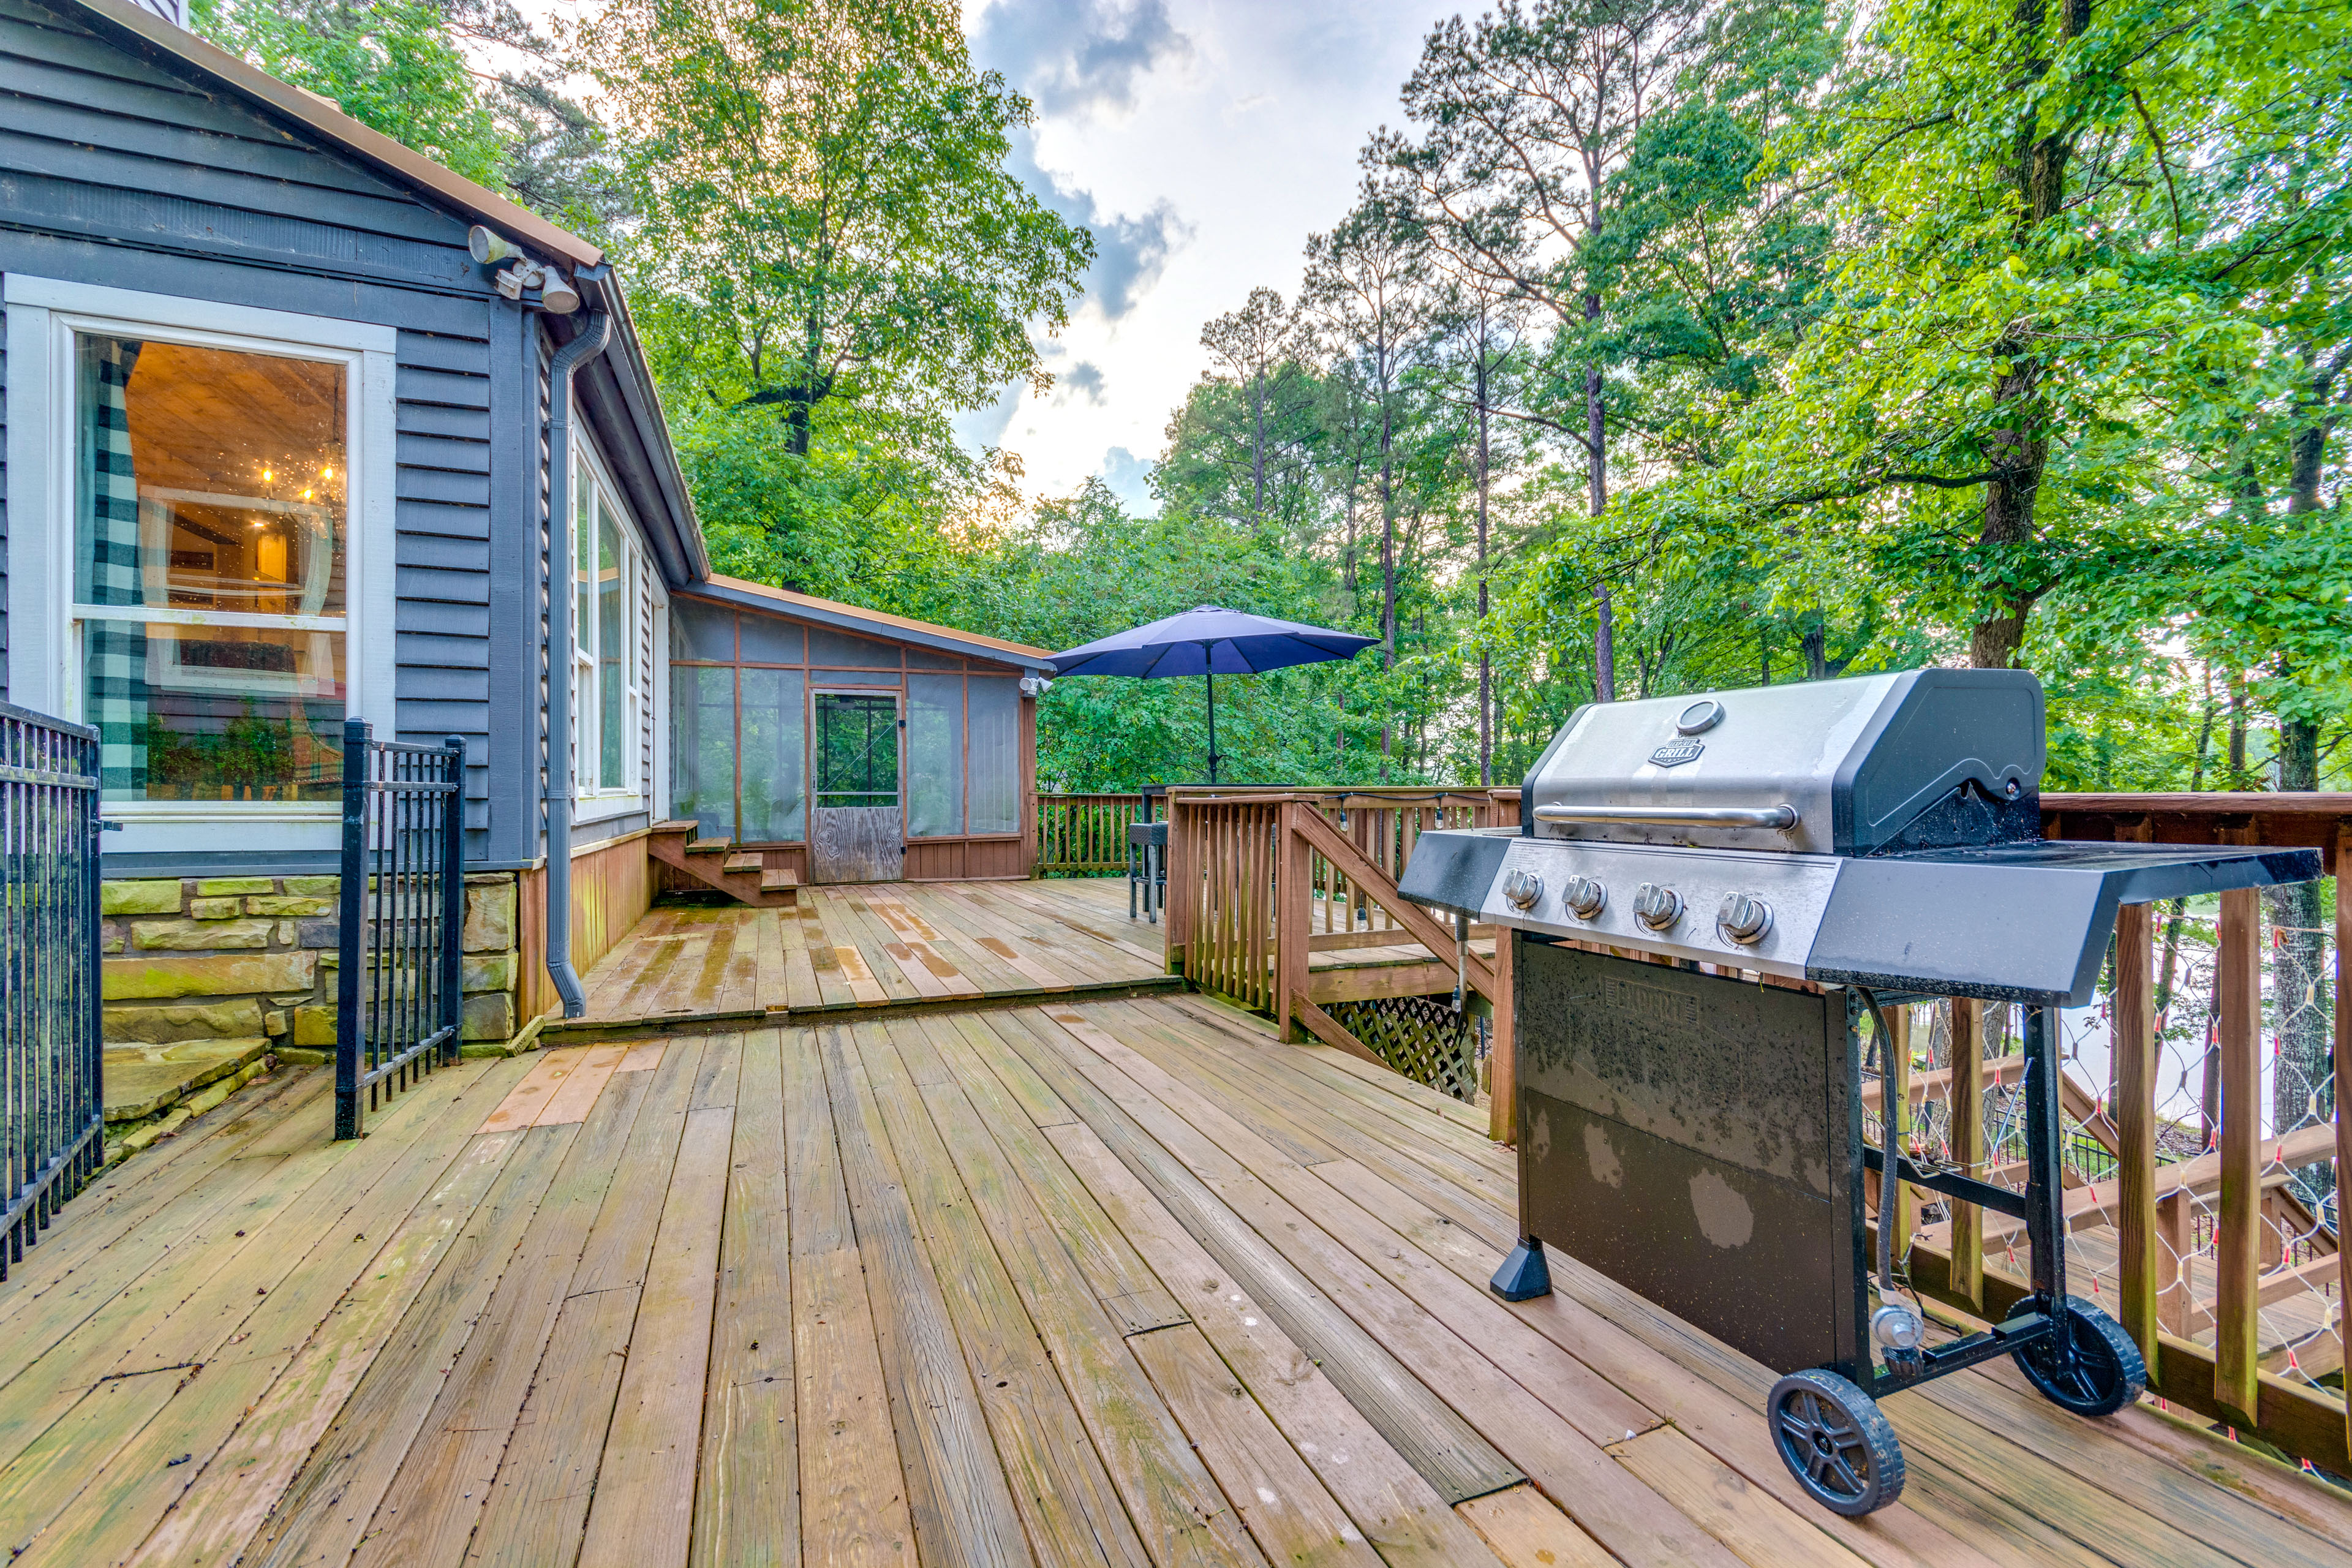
[723,852,763,875]
[760,868,799,892]
[685,837,733,856]
[651,818,700,836]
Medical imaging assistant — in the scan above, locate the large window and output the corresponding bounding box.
[573,447,653,809]
[669,597,1024,844]
[74,336,349,802]
[6,276,396,855]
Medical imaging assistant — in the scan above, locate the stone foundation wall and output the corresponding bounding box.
[101,870,524,1066]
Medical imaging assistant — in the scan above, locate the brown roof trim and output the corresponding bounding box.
[695,575,1055,668]
[67,0,601,269]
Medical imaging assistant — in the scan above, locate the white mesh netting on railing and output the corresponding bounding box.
[1869,893,2341,1410]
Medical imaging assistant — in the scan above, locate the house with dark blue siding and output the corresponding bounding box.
[0,0,1054,1077]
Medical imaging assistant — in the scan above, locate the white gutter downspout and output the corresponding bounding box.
[543,273,612,1017]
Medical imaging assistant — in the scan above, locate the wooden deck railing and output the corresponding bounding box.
[1035,793,1146,875]
[1171,782,2350,1477]
[1161,786,1519,1073]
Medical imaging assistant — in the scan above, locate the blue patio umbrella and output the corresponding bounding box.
[1047,605,1378,783]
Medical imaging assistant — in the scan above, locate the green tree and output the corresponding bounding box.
[589,0,1093,460]
[196,0,506,184]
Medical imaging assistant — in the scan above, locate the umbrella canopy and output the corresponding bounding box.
[1047,605,1377,678]
[1046,606,1377,783]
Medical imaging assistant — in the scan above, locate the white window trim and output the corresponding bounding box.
[570,432,664,826]
[4,276,397,856]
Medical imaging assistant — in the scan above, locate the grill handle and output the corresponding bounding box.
[1531,803,1800,830]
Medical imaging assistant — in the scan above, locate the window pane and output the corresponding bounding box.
[574,457,595,791]
[813,693,899,806]
[671,665,734,839]
[598,500,626,789]
[672,599,735,661]
[87,622,345,801]
[907,675,963,837]
[74,334,349,801]
[741,668,807,842]
[738,613,804,663]
[809,627,899,668]
[967,677,1019,834]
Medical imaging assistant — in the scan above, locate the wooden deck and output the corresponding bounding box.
[6,993,2349,1567]
[556,876,1179,1037]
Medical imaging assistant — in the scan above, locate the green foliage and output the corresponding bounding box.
[195,0,505,185]
[589,0,1092,454]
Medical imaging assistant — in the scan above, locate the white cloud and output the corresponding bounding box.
[1057,361,1109,405]
[962,0,1443,500]
[1099,445,1157,512]
[975,0,1191,118]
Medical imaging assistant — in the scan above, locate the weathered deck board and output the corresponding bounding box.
[0,934,2342,1568]
[560,881,1172,1036]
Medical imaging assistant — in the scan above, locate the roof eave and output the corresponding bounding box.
[681,582,1055,673]
[66,0,601,270]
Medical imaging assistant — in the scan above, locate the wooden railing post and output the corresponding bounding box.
[1164,793,1193,977]
[2215,884,2263,1426]
[2114,901,2160,1367]
[1947,997,1985,1311]
[2337,826,2351,1458]
[1278,801,1309,1041]
[1489,930,1516,1146]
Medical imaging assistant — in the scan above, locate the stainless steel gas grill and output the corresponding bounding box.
[1397,669,2322,1517]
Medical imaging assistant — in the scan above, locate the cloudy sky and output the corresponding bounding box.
[957,0,1449,510]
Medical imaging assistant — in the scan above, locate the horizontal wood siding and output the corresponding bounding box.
[1,296,8,701]
[903,837,1029,881]
[0,0,507,854]
[518,831,655,1024]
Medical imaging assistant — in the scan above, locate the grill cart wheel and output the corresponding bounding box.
[2013,1295,2146,1417]
[1767,1370,1906,1516]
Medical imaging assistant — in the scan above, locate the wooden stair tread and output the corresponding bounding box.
[723,852,763,875]
[760,869,800,892]
[685,838,734,856]
[651,818,700,835]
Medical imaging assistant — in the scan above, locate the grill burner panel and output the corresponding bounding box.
[1406,829,2321,1005]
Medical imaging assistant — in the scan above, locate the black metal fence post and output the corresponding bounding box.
[334,721,467,1140]
[1,701,105,1281]
[442,737,466,1066]
[335,718,371,1139]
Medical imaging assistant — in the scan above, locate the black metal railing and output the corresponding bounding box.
[335,720,465,1139]
[1,702,102,1280]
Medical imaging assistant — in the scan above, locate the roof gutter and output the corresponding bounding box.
[543,277,614,1018]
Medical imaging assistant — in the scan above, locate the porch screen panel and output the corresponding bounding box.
[907,674,963,837]
[740,668,807,842]
[671,665,734,839]
[967,676,1019,834]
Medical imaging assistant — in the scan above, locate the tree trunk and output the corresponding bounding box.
[1251,368,1267,519]
[1476,327,1492,787]
[2266,378,2335,1179]
[1967,0,2088,669]
[1585,290,1614,699]
[1377,343,1397,777]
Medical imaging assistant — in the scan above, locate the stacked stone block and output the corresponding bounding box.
[99,872,525,1145]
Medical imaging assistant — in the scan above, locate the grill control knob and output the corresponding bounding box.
[1562,875,1606,919]
[1502,869,1543,910]
[1717,891,1773,944]
[1632,883,1681,931]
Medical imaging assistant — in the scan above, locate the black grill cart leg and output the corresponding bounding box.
[2018,1006,2083,1376]
[1490,1236,1552,1300]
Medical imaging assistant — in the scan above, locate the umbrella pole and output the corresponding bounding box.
[1205,671,1219,784]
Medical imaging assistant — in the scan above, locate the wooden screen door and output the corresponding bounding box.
[810,691,904,883]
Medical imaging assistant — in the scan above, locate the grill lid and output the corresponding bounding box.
[1523,668,2045,856]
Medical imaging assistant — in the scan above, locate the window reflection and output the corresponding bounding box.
[74,334,348,802]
